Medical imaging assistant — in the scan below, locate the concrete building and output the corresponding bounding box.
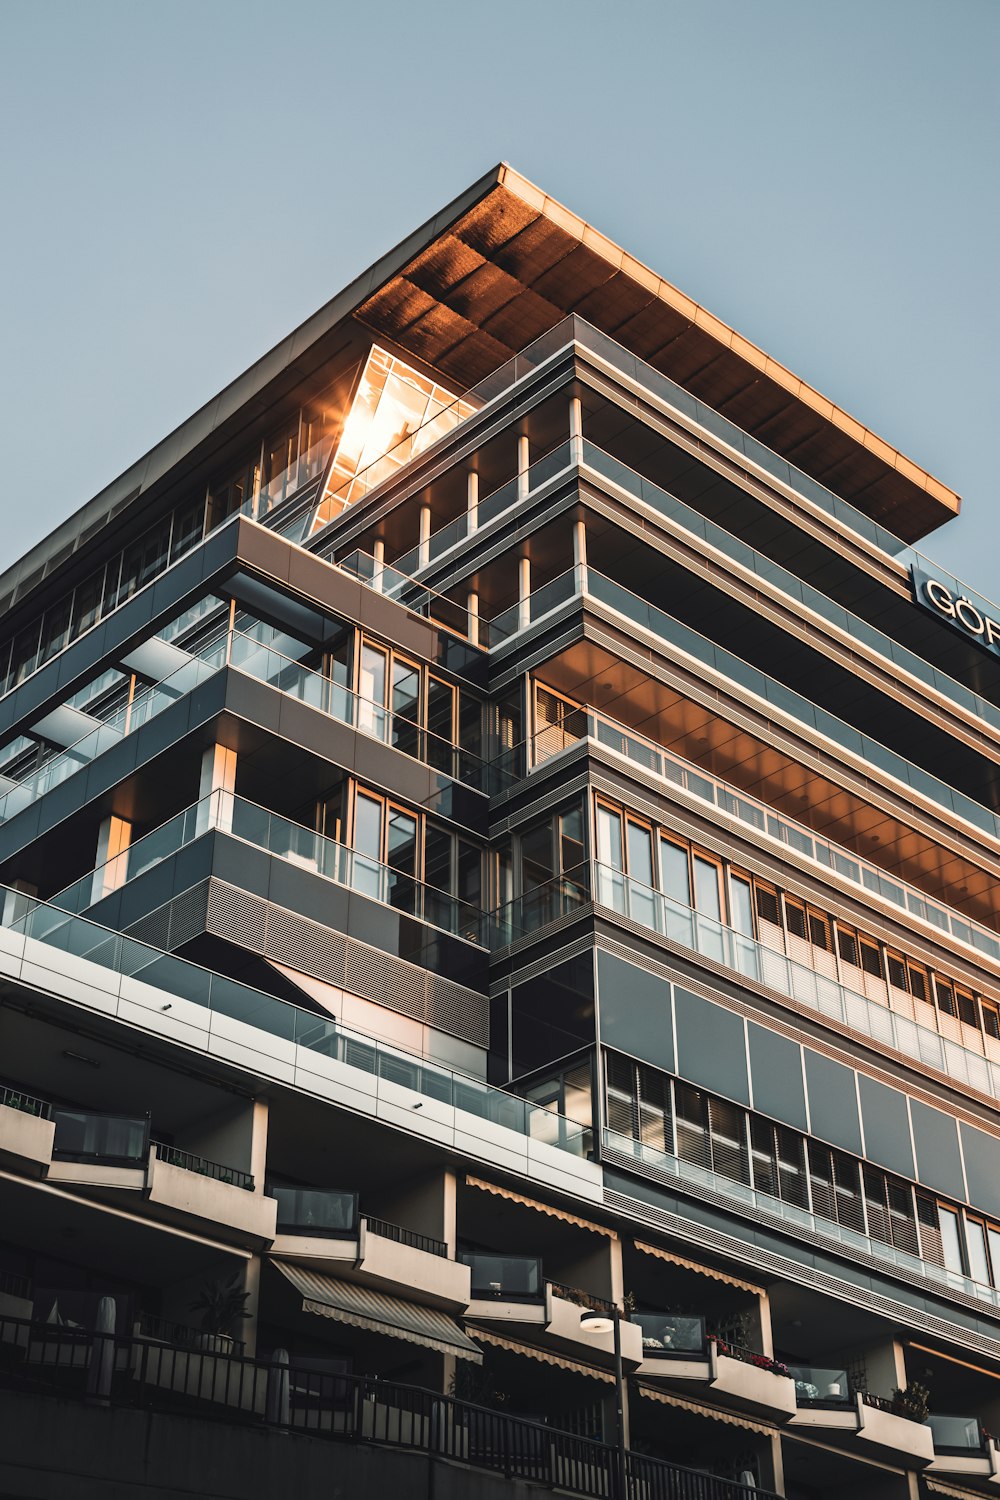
[0,164,996,1500]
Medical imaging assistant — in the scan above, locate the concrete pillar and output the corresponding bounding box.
[517,434,530,501]
[241,1254,262,1359]
[467,592,480,648]
[569,395,583,464]
[92,816,132,903]
[759,1433,785,1496]
[572,518,588,594]
[467,471,479,534]
[372,538,385,593]
[863,1338,907,1399]
[517,556,531,631]
[418,504,431,568]
[249,1098,268,1195]
[197,743,237,835]
[753,1289,774,1359]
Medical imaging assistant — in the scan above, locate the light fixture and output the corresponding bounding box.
[62,1050,100,1068]
[578,1308,614,1335]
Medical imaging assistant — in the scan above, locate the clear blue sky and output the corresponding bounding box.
[1,0,997,596]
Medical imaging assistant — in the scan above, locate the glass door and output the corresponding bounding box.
[390,656,421,759]
[595,802,625,911]
[358,644,389,739]
[352,792,384,901]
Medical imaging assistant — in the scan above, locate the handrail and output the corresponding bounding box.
[521,702,1000,968]
[0,885,590,1162]
[0,1085,50,1118]
[363,1215,449,1260]
[150,1140,253,1191]
[0,1311,774,1499]
[51,788,491,948]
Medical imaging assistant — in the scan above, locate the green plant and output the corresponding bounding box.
[189,1275,251,1337]
[890,1383,930,1424]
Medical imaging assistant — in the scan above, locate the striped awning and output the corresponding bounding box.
[465,1176,614,1237]
[635,1240,763,1295]
[469,1326,615,1384]
[925,1482,992,1500]
[271,1260,481,1362]
[635,1381,775,1435]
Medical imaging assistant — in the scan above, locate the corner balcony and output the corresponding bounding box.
[268,1187,470,1310]
[462,1254,642,1367]
[146,1142,275,1246]
[787,1364,857,1431]
[633,1312,712,1382]
[854,1394,935,1467]
[708,1339,797,1422]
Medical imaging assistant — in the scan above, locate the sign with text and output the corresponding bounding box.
[912,567,1000,660]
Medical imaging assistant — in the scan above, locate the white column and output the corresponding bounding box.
[418,504,431,568]
[569,395,583,464]
[573,518,588,594]
[372,538,385,594]
[197,743,237,835]
[518,556,531,631]
[249,1098,268,1196]
[467,471,479,534]
[517,435,530,501]
[92,816,132,903]
[467,591,480,648]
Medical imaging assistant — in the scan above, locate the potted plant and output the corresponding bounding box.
[189,1275,250,1350]
[890,1383,930,1424]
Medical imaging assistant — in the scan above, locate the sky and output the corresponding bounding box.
[0,0,997,596]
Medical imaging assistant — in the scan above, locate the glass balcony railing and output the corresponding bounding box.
[494,860,1000,1106]
[1,886,591,1161]
[926,1413,987,1452]
[787,1366,852,1407]
[461,1252,544,1302]
[0,628,230,825]
[579,442,1000,737]
[270,1186,358,1236]
[51,1107,149,1166]
[527,704,1000,968]
[604,1126,1000,1313]
[632,1312,706,1357]
[494,564,1000,842]
[51,789,491,947]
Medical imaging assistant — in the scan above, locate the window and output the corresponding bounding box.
[756,883,781,927]
[674,1083,711,1171]
[730,875,754,937]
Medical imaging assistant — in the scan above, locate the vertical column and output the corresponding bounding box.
[467,592,480,648]
[197,743,237,836]
[92,816,132,903]
[517,434,530,501]
[752,1288,774,1359]
[249,1097,269,1195]
[518,556,531,631]
[758,1434,785,1496]
[467,471,479,534]
[418,504,431,569]
[372,538,385,594]
[2,879,37,928]
[240,1098,268,1359]
[569,395,583,465]
[572,518,588,595]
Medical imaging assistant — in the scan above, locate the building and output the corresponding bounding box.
[0,163,997,1500]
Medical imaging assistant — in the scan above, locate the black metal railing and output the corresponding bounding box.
[151,1141,254,1190]
[548,1281,618,1316]
[134,1311,246,1354]
[0,1313,775,1499]
[708,1338,790,1378]
[362,1216,449,1259]
[0,1086,50,1118]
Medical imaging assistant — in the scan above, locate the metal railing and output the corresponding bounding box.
[708,1338,790,1378]
[150,1141,253,1190]
[134,1311,246,1354]
[0,1086,49,1118]
[548,1281,617,1316]
[0,1313,773,1499]
[363,1216,449,1259]
[0,1270,31,1300]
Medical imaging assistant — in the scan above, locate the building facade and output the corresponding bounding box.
[0,165,997,1500]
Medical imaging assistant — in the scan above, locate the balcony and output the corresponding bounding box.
[0,1270,32,1323]
[54,789,491,949]
[707,1340,797,1422]
[855,1394,935,1467]
[501,861,1000,1112]
[492,563,1000,847]
[926,1414,1000,1482]
[787,1364,857,1431]
[146,1143,275,1245]
[46,1106,149,1190]
[633,1312,711,1381]
[463,1251,546,1324]
[270,1188,469,1309]
[0,1087,54,1177]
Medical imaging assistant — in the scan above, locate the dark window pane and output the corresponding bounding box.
[674,987,749,1106]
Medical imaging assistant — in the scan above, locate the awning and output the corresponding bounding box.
[271,1260,481,1362]
[465,1176,615,1237]
[635,1382,775,1436]
[469,1326,614,1384]
[635,1240,763,1295]
[925,1481,990,1500]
